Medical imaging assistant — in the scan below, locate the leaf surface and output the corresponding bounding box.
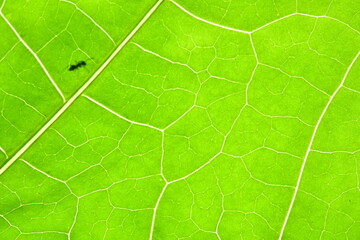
[0,0,359,239]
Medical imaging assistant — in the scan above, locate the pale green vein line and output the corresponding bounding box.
[132,42,199,73]
[311,149,360,155]
[0,0,5,11]
[0,0,165,175]
[253,12,360,35]
[0,13,66,102]
[68,198,79,239]
[278,52,360,239]
[251,13,298,33]
[0,147,7,159]
[297,13,360,35]
[169,0,250,34]
[168,152,221,185]
[150,184,168,240]
[170,0,360,36]
[0,41,19,62]
[343,86,360,94]
[258,63,331,97]
[83,95,163,132]
[224,210,277,232]
[59,0,116,45]
[1,89,47,119]
[21,159,67,184]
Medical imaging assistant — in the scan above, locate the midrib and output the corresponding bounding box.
[0,0,165,175]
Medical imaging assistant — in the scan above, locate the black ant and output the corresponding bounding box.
[68,60,86,71]
[68,58,93,71]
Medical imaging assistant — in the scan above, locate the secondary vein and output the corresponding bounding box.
[0,12,66,102]
[278,52,360,239]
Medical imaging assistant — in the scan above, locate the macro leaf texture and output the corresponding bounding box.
[0,0,359,239]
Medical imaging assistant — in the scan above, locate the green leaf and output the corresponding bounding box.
[0,0,359,239]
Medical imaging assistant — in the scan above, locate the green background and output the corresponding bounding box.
[0,0,359,239]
